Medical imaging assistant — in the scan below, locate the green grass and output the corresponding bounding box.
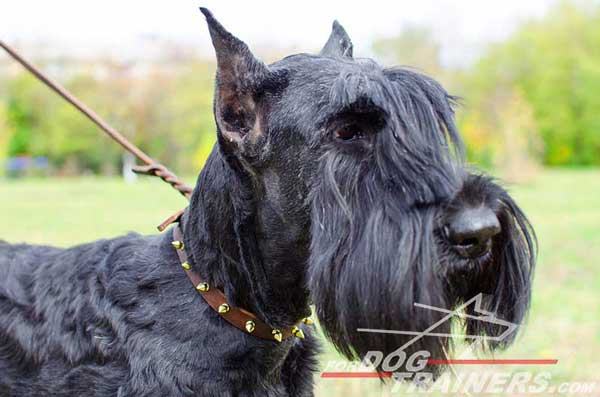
[1,169,599,396]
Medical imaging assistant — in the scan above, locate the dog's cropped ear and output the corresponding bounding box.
[200,8,270,145]
[320,20,353,58]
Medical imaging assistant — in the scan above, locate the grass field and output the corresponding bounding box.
[1,169,599,396]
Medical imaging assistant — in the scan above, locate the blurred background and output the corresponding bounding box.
[1,0,599,396]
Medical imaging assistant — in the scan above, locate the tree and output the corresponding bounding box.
[0,102,9,176]
[461,1,600,166]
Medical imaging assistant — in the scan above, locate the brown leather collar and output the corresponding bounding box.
[171,224,311,342]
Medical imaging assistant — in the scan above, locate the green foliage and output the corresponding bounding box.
[2,0,600,174]
[460,1,600,166]
[4,74,43,157]
[0,103,9,176]
[0,60,216,175]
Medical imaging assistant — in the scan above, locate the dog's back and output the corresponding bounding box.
[0,241,64,306]
[0,235,154,395]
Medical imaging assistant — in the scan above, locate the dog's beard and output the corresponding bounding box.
[308,165,535,377]
[446,187,536,350]
[308,156,452,375]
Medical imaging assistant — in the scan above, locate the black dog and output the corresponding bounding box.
[0,9,535,396]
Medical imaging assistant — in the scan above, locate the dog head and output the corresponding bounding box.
[199,9,535,376]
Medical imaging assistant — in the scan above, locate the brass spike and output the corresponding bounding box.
[301,317,314,325]
[292,326,305,339]
[181,262,191,270]
[195,282,209,292]
[245,320,256,333]
[171,240,184,250]
[272,329,283,343]
[217,303,230,314]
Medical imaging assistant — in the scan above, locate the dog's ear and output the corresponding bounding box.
[200,8,270,145]
[320,20,353,58]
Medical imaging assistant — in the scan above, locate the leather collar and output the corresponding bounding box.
[171,224,311,342]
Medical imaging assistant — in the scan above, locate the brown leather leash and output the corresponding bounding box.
[0,40,312,342]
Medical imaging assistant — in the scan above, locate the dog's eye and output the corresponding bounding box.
[335,124,363,141]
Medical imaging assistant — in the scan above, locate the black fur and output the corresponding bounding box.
[0,9,535,395]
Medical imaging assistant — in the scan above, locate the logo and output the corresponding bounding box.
[320,294,595,394]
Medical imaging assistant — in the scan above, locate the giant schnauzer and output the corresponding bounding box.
[0,8,535,396]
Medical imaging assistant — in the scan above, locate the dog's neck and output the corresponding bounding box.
[182,147,311,328]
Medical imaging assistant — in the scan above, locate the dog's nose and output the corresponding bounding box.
[445,207,501,258]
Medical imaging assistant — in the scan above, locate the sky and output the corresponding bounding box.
[0,0,558,67]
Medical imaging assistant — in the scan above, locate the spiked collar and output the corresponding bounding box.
[170,222,312,343]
